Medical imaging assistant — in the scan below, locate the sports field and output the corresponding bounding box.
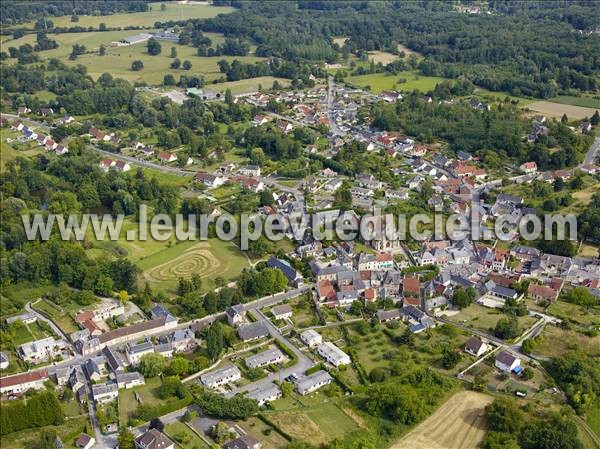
[16,2,235,29]
[391,391,492,449]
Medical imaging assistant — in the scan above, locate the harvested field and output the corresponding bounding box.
[527,101,599,120]
[391,391,492,449]
[368,51,399,64]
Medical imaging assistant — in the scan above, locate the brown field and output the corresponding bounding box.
[579,242,599,257]
[391,391,492,449]
[526,101,599,120]
[368,51,399,64]
[268,411,330,446]
[333,37,348,47]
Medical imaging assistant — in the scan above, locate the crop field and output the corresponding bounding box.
[526,101,599,119]
[347,71,447,93]
[138,239,249,292]
[16,3,235,29]
[391,391,492,449]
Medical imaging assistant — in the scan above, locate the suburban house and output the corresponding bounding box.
[225,435,262,449]
[519,161,538,173]
[0,351,9,369]
[528,283,559,302]
[116,372,145,389]
[317,341,351,367]
[18,337,64,364]
[300,329,322,348]
[6,312,37,325]
[201,364,242,388]
[267,257,304,287]
[271,304,293,320]
[495,351,521,374]
[376,309,401,323]
[295,370,333,395]
[464,337,489,357]
[195,171,225,188]
[126,339,155,366]
[91,382,118,404]
[238,165,261,177]
[246,383,282,405]
[135,429,175,449]
[0,369,48,396]
[244,347,285,369]
[238,321,270,342]
[158,151,177,163]
[226,305,246,327]
[75,434,95,449]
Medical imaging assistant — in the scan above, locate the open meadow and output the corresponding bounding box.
[347,71,448,93]
[391,391,492,449]
[14,2,235,29]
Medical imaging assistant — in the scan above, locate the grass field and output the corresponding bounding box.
[138,238,249,292]
[547,300,600,328]
[209,77,291,95]
[33,298,88,334]
[391,391,492,449]
[579,242,599,258]
[441,304,537,338]
[267,400,357,446]
[16,2,235,29]
[526,101,599,120]
[5,29,265,85]
[347,71,447,93]
[242,417,290,449]
[165,420,209,449]
[550,95,600,109]
[531,325,600,359]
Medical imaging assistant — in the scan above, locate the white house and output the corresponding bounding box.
[495,351,521,373]
[300,329,322,348]
[271,304,292,320]
[317,341,351,367]
[0,369,48,395]
[295,370,332,395]
[91,382,119,404]
[464,337,489,357]
[201,364,241,389]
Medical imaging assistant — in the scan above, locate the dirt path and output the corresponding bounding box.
[391,391,492,449]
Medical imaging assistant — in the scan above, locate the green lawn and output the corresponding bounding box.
[33,299,84,334]
[15,3,235,29]
[209,77,291,95]
[304,402,357,438]
[347,71,447,93]
[165,420,209,449]
[119,376,191,425]
[547,300,600,328]
[441,304,538,338]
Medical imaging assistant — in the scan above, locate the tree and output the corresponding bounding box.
[99,44,106,56]
[182,60,192,70]
[591,110,600,126]
[170,58,181,69]
[206,321,224,361]
[494,317,519,339]
[118,427,135,449]
[131,60,144,71]
[170,46,177,58]
[451,287,476,309]
[281,381,293,397]
[138,353,167,377]
[441,349,461,369]
[147,38,162,55]
[484,398,523,434]
[224,88,233,105]
[163,74,176,85]
[150,417,165,432]
[167,357,190,376]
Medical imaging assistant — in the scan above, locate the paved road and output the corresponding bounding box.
[580,136,600,167]
[226,309,315,397]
